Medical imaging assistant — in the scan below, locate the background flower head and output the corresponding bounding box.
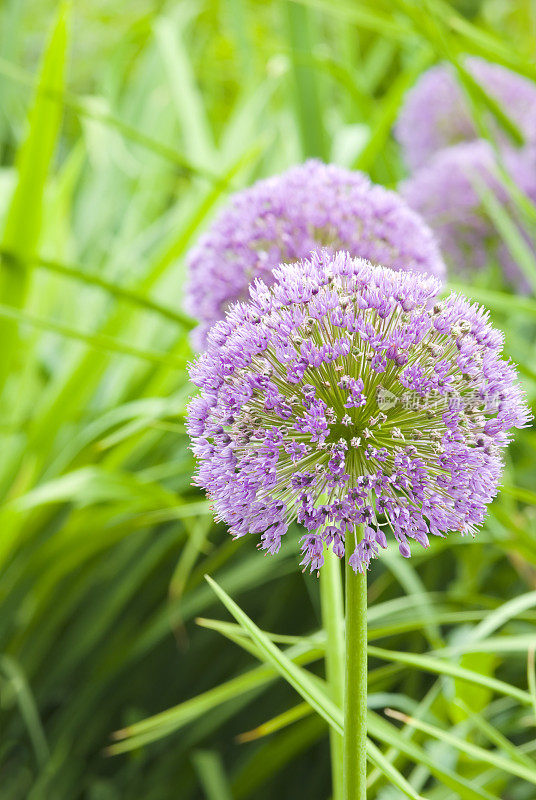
[395,57,536,170]
[185,160,445,347]
[188,251,530,574]
[401,140,536,286]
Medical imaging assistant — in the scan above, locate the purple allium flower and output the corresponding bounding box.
[185,160,445,348]
[395,57,536,170]
[187,251,530,574]
[401,140,536,285]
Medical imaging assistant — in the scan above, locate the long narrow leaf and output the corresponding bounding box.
[386,708,536,785]
[368,645,533,705]
[0,303,187,368]
[0,5,68,392]
[205,576,424,800]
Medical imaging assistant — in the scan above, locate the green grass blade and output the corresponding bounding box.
[154,10,215,166]
[232,716,326,799]
[439,635,536,655]
[528,648,536,724]
[108,637,323,753]
[2,249,194,329]
[0,655,49,769]
[446,282,536,320]
[319,546,345,800]
[205,576,424,800]
[473,178,536,294]
[191,750,233,800]
[237,702,312,742]
[454,699,536,771]
[368,711,498,800]
[385,708,536,785]
[354,49,432,173]
[0,56,231,187]
[368,645,533,705]
[195,616,306,647]
[205,574,343,733]
[365,740,425,800]
[0,4,68,392]
[0,303,187,368]
[453,56,525,146]
[285,1,328,160]
[289,0,411,41]
[469,590,536,642]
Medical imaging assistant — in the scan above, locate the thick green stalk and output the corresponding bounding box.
[344,535,368,800]
[319,545,345,800]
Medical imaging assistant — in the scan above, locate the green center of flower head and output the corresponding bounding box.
[188,252,530,574]
[240,303,482,480]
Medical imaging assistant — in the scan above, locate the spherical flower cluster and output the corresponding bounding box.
[185,160,445,348]
[401,141,536,284]
[187,251,530,574]
[395,57,536,170]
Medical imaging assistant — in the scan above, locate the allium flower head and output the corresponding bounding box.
[185,160,445,347]
[402,140,536,285]
[395,57,536,170]
[187,251,530,574]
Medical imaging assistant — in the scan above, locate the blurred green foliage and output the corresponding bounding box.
[0,1,535,798]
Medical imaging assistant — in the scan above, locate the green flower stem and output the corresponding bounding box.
[319,544,345,800]
[344,531,368,800]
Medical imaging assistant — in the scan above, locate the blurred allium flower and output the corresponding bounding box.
[395,57,536,170]
[185,160,445,347]
[187,251,530,574]
[401,140,536,283]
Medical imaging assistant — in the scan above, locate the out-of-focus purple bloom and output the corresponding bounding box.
[401,140,536,285]
[395,57,536,170]
[187,251,530,574]
[185,160,445,348]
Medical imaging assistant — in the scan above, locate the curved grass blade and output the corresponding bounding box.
[469,591,536,642]
[205,575,343,733]
[454,699,536,771]
[107,640,323,754]
[528,647,536,724]
[0,655,49,769]
[474,178,536,294]
[385,708,536,786]
[191,750,233,800]
[368,645,533,705]
[205,576,424,800]
[0,303,187,368]
[237,702,311,742]
[0,4,68,394]
[0,57,235,188]
[368,711,498,800]
[232,715,326,800]
[0,248,195,329]
[447,282,536,320]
